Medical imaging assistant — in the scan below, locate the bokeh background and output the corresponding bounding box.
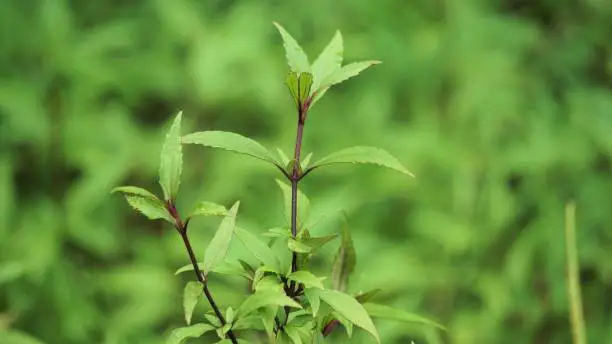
[1,0,612,343]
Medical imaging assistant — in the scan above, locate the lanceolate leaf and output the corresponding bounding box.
[276,148,291,166]
[159,112,183,201]
[166,323,215,344]
[182,131,282,168]
[331,219,355,292]
[112,186,159,200]
[309,146,414,177]
[188,201,227,219]
[203,201,240,275]
[183,281,203,325]
[235,227,280,271]
[363,303,446,330]
[273,22,310,73]
[304,288,320,317]
[236,290,301,318]
[312,61,380,105]
[287,270,325,289]
[276,179,310,228]
[317,289,380,343]
[311,30,343,91]
[124,195,174,223]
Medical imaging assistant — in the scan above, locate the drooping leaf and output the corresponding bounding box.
[309,146,414,177]
[124,195,174,223]
[331,219,355,292]
[287,270,325,289]
[159,112,183,201]
[111,186,160,200]
[235,227,280,271]
[236,290,301,318]
[312,61,380,105]
[188,201,227,219]
[311,30,343,91]
[363,303,446,330]
[182,131,282,168]
[203,201,240,274]
[273,22,310,73]
[183,281,203,325]
[166,323,215,344]
[276,179,310,229]
[304,288,320,317]
[317,289,380,343]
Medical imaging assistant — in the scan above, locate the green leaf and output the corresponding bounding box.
[204,313,222,327]
[363,303,446,330]
[276,179,310,229]
[182,131,282,167]
[203,201,240,275]
[253,275,283,293]
[355,289,383,304]
[236,290,301,318]
[183,281,203,325]
[225,306,235,324]
[235,227,280,271]
[188,201,227,219]
[298,233,338,253]
[287,238,312,253]
[0,330,47,344]
[331,219,355,292]
[312,61,380,105]
[124,195,174,223]
[276,148,291,166]
[317,289,380,343]
[233,315,265,331]
[298,73,313,106]
[287,270,325,289]
[284,326,303,344]
[111,186,159,200]
[300,152,313,170]
[175,260,250,279]
[304,288,320,317]
[309,146,414,177]
[273,22,310,73]
[159,111,183,201]
[166,323,215,344]
[285,72,314,111]
[312,331,325,344]
[311,30,343,91]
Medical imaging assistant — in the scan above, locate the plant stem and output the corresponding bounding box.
[178,219,239,344]
[565,202,587,344]
[290,120,305,274]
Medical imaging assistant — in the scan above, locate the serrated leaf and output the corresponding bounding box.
[317,289,380,343]
[355,289,383,304]
[309,146,414,177]
[182,131,282,168]
[276,179,310,229]
[312,30,343,91]
[304,288,320,317]
[363,303,446,330]
[183,281,203,325]
[124,195,174,223]
[159,112,183,201]
[188,201,227,219]
[312,61,380,105]
[235,227,281,271]
[203,202,240,274]
[273,22,310,73]
[331,219,355,292]
[236,290,301,318]
[287,270,325,289]
[112,186,160,200]
[166,323,215,344]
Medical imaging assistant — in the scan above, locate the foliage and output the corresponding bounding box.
[1,1,612,343]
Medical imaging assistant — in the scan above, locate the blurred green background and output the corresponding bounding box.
[1,0,612,343]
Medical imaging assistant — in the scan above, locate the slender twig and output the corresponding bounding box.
[170,203,239,344]
[565,202,587,344]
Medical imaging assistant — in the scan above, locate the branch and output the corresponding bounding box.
[172,204,239,344]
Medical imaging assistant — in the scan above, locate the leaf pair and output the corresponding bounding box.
[274,22,380,108]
